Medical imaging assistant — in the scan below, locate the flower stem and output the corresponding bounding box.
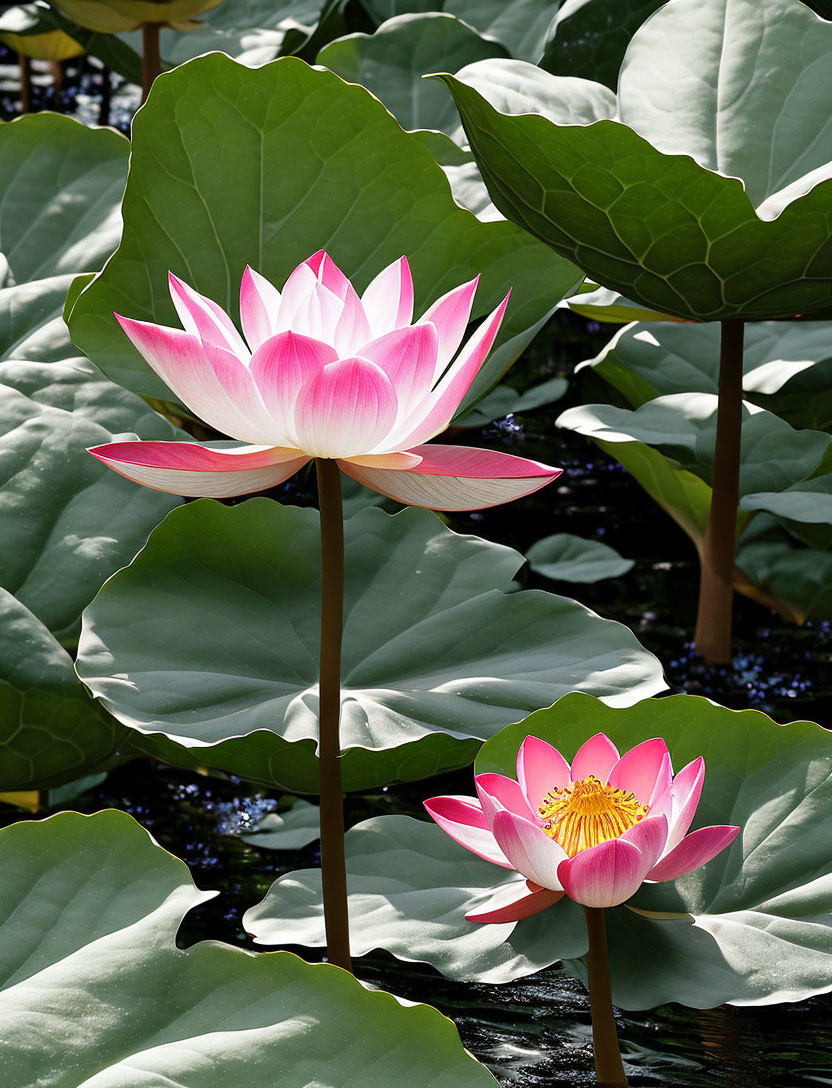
[583,907,628,1087]
[140,22,161,104]
[693,319,745,664]
[316,457,352,972]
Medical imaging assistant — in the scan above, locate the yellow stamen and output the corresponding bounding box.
[538,774,649,857]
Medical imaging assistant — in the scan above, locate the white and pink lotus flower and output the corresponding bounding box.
[90,250,561,509]
[426,733,740,919]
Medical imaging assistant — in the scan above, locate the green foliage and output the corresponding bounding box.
[0,113,127,283]
[68,54,580,415]
[75,500,663,792]
[359,0,558,61]
[249,694,832,1009]
[0,590,125,790]
[0,809,498,1088]
[242,799,321,850]
[580,319,832,431]
[440,0,832,320]
[527,533,634,582]
[318,13,507,137]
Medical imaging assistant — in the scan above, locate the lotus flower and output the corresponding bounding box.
[89,251,561,510]
[425,733,740,919]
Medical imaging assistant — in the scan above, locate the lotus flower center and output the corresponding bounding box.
[538,774,650,857]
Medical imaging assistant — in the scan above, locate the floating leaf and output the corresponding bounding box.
[0,808,498,1088]
[248,693,832,1009]
[440,0,832,321]
[68,55,580,413]
[245,812,588,982]
[242,798,321,850]
[527,533,634,582]
[0,589,125,791]
[0,359,181,642]
[76,500,664,793]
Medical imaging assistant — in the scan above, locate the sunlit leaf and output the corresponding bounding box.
[0,808,498,1088]
[76,500,664,793]
[248,694,832,1009]
[67,54,580,415]
[527,533,634,582]
[440,0,832,321]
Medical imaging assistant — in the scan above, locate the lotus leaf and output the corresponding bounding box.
[318,14,507,138]
[527,533,634,583]
[440,0,832,321]
[51,0,222,33]
[0,590,125,791]
[67,54,580,416]
[247,693,832,1009]
[359,0,558,62]
[75,499,664,793]
[0,808,498,1088]
[579,319,832,430]
[0,359,181,642]
[0,113,128,285]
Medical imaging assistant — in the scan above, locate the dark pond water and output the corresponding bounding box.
[2,47,832,1088]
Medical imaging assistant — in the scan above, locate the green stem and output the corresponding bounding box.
[140,22,161,104]
[583,907,628,1087]
[693,319,745,664]
[316,458,352,972]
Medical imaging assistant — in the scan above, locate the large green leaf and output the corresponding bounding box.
[580,319,832,430]
[540,0,664,89]
[76,499,664,793]
[0,808,498,1088]
[248,693,832,1009]
[557,394,832,615]
[558,393,831,499]
[0,273,82,364]
[440,0,832,321]
[246,812,588,982]
[360,0,559,62]
[0,589,126,791]
[68,55,580,413]
[734,515,832,623]
[0,359,181,643]
[0,113,128,285]
[318,14,507,138]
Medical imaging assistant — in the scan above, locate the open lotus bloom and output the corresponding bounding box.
[425,734,741,918]
[89,251,561,511]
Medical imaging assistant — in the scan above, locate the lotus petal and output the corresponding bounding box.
[340,443,559,511]
[465,879,563,923]
[423,795,512,868]
[88,441,308,498]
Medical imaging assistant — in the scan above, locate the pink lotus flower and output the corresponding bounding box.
[89,251,561,510]
[425,733,740,919]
